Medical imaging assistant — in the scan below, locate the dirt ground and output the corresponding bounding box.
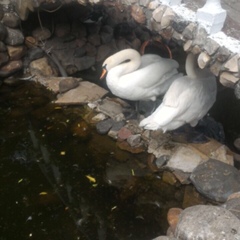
[183,0,240,40]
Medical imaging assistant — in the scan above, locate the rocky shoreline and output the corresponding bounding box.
[22,75,239,239]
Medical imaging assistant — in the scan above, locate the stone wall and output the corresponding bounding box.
[0,0,239,92]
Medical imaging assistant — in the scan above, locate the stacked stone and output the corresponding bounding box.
[127,1,240,90]
[0,4,25,77]
[1,0,239,90]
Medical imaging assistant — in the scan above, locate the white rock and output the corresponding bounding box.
[158,0,182,6]
[166,146,205,173]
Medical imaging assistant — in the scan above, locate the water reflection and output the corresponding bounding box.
[0,81,186,240]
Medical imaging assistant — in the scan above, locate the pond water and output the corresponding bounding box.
[0,81,186,240]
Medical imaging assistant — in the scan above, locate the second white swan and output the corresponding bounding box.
[139,53,217,132]
[100,48,182,101]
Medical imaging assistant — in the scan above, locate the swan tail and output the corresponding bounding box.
[139,105,180,131]
[139,118,160,131]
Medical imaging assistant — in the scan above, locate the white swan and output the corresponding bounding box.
[139,53,217,132]
[100,49,182,101]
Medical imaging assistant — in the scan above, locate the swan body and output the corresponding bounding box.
[101,49,182,101]
[139,53,217,132]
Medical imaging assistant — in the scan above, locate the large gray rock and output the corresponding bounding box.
[223,192,240,220]
[175,205,240,240]
[190,159,240,202]
[5,27,24,46]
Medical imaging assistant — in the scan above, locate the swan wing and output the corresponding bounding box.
[140,76,196,130]
[163,76,193,108]
[159,76,216,127]
[137,58,180,89]
[140,54,164,67]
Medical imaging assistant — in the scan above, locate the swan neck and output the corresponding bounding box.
[108,49,141,77]
[185,53,198,78]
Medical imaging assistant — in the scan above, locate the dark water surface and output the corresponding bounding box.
[0,81,184,240]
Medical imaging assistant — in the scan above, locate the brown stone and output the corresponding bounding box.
[55,81,108,105]
[7,45,26,60]
[162,171,177,185]
[220,72,239,88]
[117,140,145,154]
[210,60,222,76]
[13,0,35,20]
[223,54,240,72]
[161,7,175,29]
[25,36,38,48]
[152,6,167,23]
[36,76,62,93]
[189,139,234,166]
[0,60,22,77]
[127,134,142,147]
[183,40,193,52]
[167,208,182,233]
[32,27,51,41]
[118,127,132,141]
[59,77,79,93]
[29,57,58,77]
[172,170,191,185]
[198,51,211,69]
[96,97,125,121]
[131,5,146,24]
[161,27,174,41]
[191,45,202,55]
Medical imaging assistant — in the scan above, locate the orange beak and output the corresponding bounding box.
[100,68,107,80]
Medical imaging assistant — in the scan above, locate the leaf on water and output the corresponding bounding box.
[60,151,66,155]
[18,178,23,183]
[54,106,62,109]
[111,206,117,211]
[86,175,96,183]
[131,169,135,176]
[39,192,48,196]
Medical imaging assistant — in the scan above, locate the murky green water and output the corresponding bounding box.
[0,81,185,240]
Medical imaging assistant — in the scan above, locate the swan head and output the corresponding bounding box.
[100,55,115,79]
[100,64,107,79]
[99,49,141,80]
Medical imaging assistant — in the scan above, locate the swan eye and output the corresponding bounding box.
[102,64,107,69]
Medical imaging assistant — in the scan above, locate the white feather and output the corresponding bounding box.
[102,49,182,101]
[139,53,217,132]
